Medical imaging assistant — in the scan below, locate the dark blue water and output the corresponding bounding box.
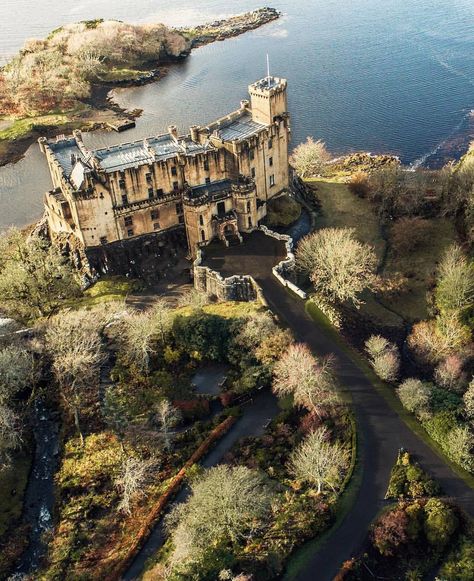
[1,0,473,229]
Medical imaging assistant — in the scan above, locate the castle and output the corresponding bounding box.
[40,76,290,273]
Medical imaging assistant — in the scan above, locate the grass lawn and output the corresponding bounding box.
[100,68,146,82]
[0,107,89,143]
[0,451,31,537]
[178,300,264,319]
[65,276,140,309]
[380,218,457,322]
[306,180,457,324]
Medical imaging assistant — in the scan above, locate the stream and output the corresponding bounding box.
[15,397,60,576]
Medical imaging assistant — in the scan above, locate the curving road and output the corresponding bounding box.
[203,232,474,581]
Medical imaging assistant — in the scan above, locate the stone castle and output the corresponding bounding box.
[39,76,290,274]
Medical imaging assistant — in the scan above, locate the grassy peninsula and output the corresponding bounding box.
[0,7,280,166]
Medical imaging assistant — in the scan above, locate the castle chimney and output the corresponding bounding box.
[168,125,178,140]
[190,125,200,142]
[240,99,250,110]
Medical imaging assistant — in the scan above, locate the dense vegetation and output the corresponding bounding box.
[0,20,188,116]
[338,452,471,581]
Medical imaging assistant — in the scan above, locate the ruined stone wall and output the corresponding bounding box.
[194,251,259,302]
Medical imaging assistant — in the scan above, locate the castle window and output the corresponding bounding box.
[178,215,185,224]
[176,202,183,214]
[151,209,160,220]
[156,188,164,196]
[199,214,204,226]
[124,216,133,227]
[119,178,126,190]
[146,173,152,183]
[153,222,161,231]
[171,166,177,176]
[201,230,206,242]
[251,167,256,179]
[205,177,211,185]
[269,156,273,167]
[247,201,251,213]
[173,181,179,191]
[248,217,252,228]
[100,236,108,245]
[203,160,209,171]
[127,228,134,237]
[249,148,255,161]
[121,194,128,206]
[269,175,275,187]
[268,138,273,150]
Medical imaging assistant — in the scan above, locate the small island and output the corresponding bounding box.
[0,7,280,166]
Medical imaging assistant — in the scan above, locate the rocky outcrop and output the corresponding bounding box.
[182,7,281,48]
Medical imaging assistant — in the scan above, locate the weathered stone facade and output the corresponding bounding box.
[40,76,291,267]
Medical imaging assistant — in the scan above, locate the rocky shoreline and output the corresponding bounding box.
[0,7,281,168]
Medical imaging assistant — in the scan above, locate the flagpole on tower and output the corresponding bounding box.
[266,53,271,80]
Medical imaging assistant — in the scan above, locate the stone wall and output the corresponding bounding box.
[259,225,307,300]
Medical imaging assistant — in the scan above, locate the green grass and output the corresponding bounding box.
[308,180,386,260]
[178,300,264,319]
[380,218,457,322]
[65,276,140,309]
[100,68,146,82]
[0,451,31,537]
[0,107,90,142]
[305,299,474,489]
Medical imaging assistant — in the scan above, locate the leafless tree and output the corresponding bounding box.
[365,335,399,382]
[152,399,181,450]
[435,244,474,315]
[0,404,22,471]
[115,456,157,515]
[290,137,331,178]
[0,345,36,403]
[272,343,340,417]
[289,427,349,494]
[297,228,377,306]
[177,288,210,310]
[435,355,466,393]
[45,310,104,445]
[166,465,273,568]
[397,379,431,418]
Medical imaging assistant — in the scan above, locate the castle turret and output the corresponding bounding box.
[248,76,288,125]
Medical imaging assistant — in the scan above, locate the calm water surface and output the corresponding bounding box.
[1,0,473,229]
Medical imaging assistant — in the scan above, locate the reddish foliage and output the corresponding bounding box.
[372,508,410,556]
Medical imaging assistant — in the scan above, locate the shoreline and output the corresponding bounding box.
[0,7,281,168]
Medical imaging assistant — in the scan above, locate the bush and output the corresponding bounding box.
[365,335,400,382]
[172,312,231,361]
[372,507,410,556]
[390,217,432,256]
[397,379,431,418]
[348,171,370,198]
[439,533,474,580]
[423,498,459,549]
[266,194,302,228]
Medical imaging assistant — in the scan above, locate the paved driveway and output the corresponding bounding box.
[203,232,474,581]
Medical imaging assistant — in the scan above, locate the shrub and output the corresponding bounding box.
[365,335,400,382]
[172,312,231,361]
[423,498,459,549]
[435,355,466,393]
[266,194,302,227]
[439,533,474,581]
[397,379,431,418]
[348,171,370,198]
[390,217,431,256]
[372,507,410,556]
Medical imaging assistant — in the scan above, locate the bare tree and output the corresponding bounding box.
[365,335,400,382]
[177,288,210,310]
[152,399,181,450]
[290,137,331,178]
[0,404,22,471]
[166,465,273,568]
[115,456,157,515]
[397,379,431,418]
[45,310,104,445]
[0,345,36,403]
[272,343,340,417]
[289,427,349,494]
[435,355,466,393]
[435,244,474,315]
[297,228,377,306]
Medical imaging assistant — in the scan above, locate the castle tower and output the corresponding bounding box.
[248,76,288,125]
